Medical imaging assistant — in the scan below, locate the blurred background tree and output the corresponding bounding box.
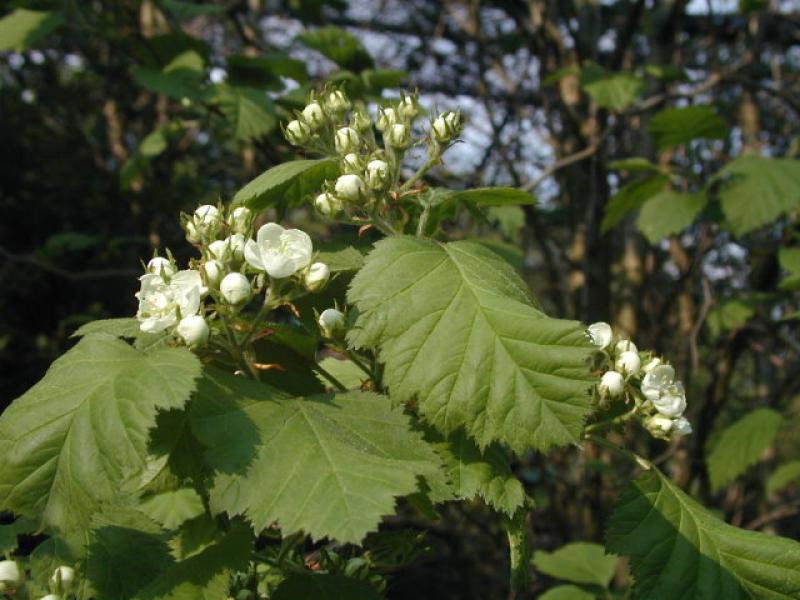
[1,1,799,598]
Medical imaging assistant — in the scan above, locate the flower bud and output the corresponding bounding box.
[220,272,251,305]
[341,153,363,174]
[0,561,21,590]
[672,416,693,436]
[334,174,366,201]
[209,240,229,262]
[177,314,210,346]
[40,596,61,600]
[202,260,224,288]
[431,111,461,142]
[314,192,343,217]
[228,206,252,234]
[285,119,311,145]
[304,262,330,292]
[185,221,200,244]
[385,122,410,148]
[302,101,325,129]
[351,107,372,132]
[334,127,360,154]
[587,321,613,349]
[376,107,398,131]
[326,89,351,113]
[50,565,76,594]
[598,370,625,398]
[365,159,389,189]
[615,351,641,376]
[615,339,637,354]
[398,94,419,119]
[147,256,176,278]
[319,308,346,338]
[645,414,674,437]
[192,205,221,240]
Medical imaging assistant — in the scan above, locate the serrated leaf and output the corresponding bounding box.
[636,191,706,243]
[0,9,64,51]
[72,317,142,339]
[715,156,800,235]
[347,237,594,453]
[297,26,373,71]
[209,85,277,141]
[539,585,595,600]
[451,187,536,207]
[189,369,444,543]
[601,174,669,233]
[428,429,525,516]
[315,357,366,389]
[779,247,800,291]
[233,159,339,211]
[316,246,365,272]
[767,461,800,495]
[0,336,202,533]
[649,105,727,152]
[707,408,783,491]
[532,542,618,587]
[580,63,644,110]
[272,573,381,600]
[140,488,206,530]
[606,469,800,599]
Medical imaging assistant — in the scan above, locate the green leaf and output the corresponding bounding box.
[347,237,594,454]
[715,156,800,235]
[233,159,339,211]
[0,9,64,51]
[606,469,800,599]
[140,488,206,530]
[161,0,227,18]
[315,246,365,273]
[359,69,407,95]
[532,542,618,587]
[705,299,754,338]
[707,408,783,492]
[428,429,525,516]
[649,105,727,152]
[767,461,800,495]
[779,247,800,291]
[580,62,645,110]
[601,174,669,233]
[189,369,444,544]
[539,585,595,600]
[0,517,36,554]
[131,51,205,101]
[451,187,536,207]
[297,26,373,72]
[272,573,381,600]
[71,317,142,339]
[209,85,277,141]
[636,191,706,243]
[0,336,201,533]
[609,157,660,172]
[315,357,366,389]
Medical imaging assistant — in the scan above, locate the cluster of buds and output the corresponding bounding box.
[0,561,76,599]
[284,88,462,227]
[135,204,334,346]
[587,322,692,440]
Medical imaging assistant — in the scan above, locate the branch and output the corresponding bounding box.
[522,142,600,192]
[0,246,139,281]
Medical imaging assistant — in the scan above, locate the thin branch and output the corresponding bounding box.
[522,141,600,192]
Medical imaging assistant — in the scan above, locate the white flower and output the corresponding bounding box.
[220,272,251,305]
[177,314,209,346]
[302,101,325,129]
[653,383,687,418]
[244,223,313,279]
[672,416,693,436]
[285,119,311,145]
[0,561,21,587]
[643,357,662,373]
[645,415,674,436]
[616,351,641,376]
[136,270,202,333]
[432,111,461,142]
[315,192,342,217]
[40,596,61,600]
[202,260,223,288]
[598,370,625,398]
[50,565,75,593]
[367,159,390,188]
[615,339,637,354]
[587,321,613,349]
[228,207,252,234]
[341,153,363,173]
[305,262,330,292]
[334,174,366,201]
[398,95,419,118]
[334,127,360,154]
[326,89,350,113]
[319,308,346,338]
[641,364,676,402]
[376,107,398,131]
[147,256,176,278]
[385,122,410,148]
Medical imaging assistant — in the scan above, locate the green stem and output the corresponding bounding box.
[584,406,638,434]
[505,510,531,594]
[313,362,348,392]
[399,156,437,193]
[416,204,431,237]
[585,434,653,470]
[345,350,373,379]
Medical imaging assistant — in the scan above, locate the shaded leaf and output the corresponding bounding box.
[209,85,277,141]
[161,0,227,18]
[316,246,365,272]
[451,187,536,207]
[649,105,727,152]
[297,26,373,71]
[705,299,754,338]
[0,517,36,554]
[0,9,63,51]
[71,318,141,339]
[580,62,644,110]
[539,585,595,600]
[532,542,618,587]
[140,488,206,530]
[636,191,706,243]
[315,357,366,389]
[272,573,381,600]
[766,461,800,495]
[601,174,669,233]
[779,247,800,291]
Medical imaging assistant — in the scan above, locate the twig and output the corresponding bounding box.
[744,500,800,531]
[688,277,714,371]
[522,142,600,192]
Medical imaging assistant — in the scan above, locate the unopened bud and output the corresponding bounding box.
[431,111,461,142]
[376,107,398,131]
[319,308,346,338]
[615,351,641,376]
[335,174,366,201]
[147,256,176,278]
[228,206,252,234]
[334,127,361,154]
[302,101,325,129]
[0,561,21,591]
[587,321,613,349]
[177,314,210,346]
[326,89,351,113]
[385,122,410,148]
[341,153,363,174]
[672,416,693,436]
[304,262,330,292]
[285,119,311,145]
[398,94,419,119]
[615,339,637,354]
[315,192,342,217]
[598,370,625,398]
[645,414,674,437]
[50,566,76,594]
[351,107,372,132]
[202,260,224,288]
[367,159,390,188]
[220,272,251,305]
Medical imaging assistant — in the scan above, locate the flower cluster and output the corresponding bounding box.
[135,203,335,346]
[587,322,692,440]
[285,88,462,232]
[0,560,76,599]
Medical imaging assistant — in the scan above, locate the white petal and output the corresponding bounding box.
[244,239,265,270]
[281,228,313,269]
[263,253,297,278]
[256,222,285,247]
